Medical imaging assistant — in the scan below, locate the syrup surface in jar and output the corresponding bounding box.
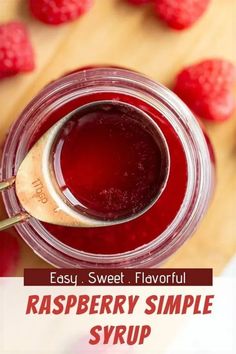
[29,92,188,255]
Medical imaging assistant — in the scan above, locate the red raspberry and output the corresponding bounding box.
[127,0,150,5]
[174,59,236,122]
[29,0,94,25]
[154,0,211,30]
[0,21,35,79]
[0,232,20,276]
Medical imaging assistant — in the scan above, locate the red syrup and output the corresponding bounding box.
[52,102,168,221]
[28,92,188,255]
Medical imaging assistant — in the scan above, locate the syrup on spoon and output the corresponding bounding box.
[0,101,170,231]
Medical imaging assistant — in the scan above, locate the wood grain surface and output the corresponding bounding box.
[0,0,235,275]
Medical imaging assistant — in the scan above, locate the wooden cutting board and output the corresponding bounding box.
[0,0,235,275]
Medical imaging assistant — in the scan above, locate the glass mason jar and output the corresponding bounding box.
[0,67,215,268]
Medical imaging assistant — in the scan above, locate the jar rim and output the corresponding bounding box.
[1,67,214,268]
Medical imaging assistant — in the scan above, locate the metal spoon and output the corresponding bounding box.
[0,101,170,231]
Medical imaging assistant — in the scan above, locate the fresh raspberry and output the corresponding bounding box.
[0,232,20,276]
[29,0,94,25]
[127,0,151,5]
[154,0,211,30]
[174,59,236,122]
[0,21,35,79]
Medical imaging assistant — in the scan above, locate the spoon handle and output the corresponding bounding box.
[0,213,29,231]
[0,178,29,231]
[0,177,16,191]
